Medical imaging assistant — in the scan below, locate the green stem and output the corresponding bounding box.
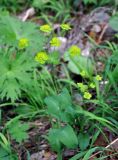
[0,102,27,108]
[57,151,62,160]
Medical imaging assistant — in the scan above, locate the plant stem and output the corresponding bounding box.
[57,152,62,160]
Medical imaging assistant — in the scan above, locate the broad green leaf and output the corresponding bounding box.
[47,129,61,152]
[68,56,94,77]
[78,133,90,150]
[109,16,118,31]
[57,88,72,110]
[0,147,12,160]
[44,96,60,117]
[68,61,80,74]
[45,88,75,122]
[47,125,78,152]
[59,125,78,149]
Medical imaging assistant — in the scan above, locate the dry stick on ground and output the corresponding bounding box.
[90,138,118,159]
[98,23,108,43]
[18,7,35,21]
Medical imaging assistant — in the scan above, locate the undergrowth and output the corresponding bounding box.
[0,2,118,159]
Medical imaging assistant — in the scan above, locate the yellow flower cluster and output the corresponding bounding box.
[77,83,88,93]
[60,24,71,30]
[77,82,93,99]
[89,83,95,89]
[50,37,61,47]
[35,52,49,64]
[18,38,29,49]
[80,70,86,77]
[83,92,92,99]
[95,75,102,81]
[40,24,52,33]
[69,45,81,57]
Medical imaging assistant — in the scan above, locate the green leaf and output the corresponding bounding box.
[83,0,97,5]
[45,88,75,122]
[68,61,80,74]
[48,51,60,65]
[32,0,50,9]
[112,65,118,81]
[47,125,78,152]
[6,119,29,143]
[69,151,86,160]
[78,133,90,150]
[47,129,61,152]
[14,105,37,115]
[45,88,72,112]
[59,125,78,149]
[0,49,37,102]
[0,147,18,160]
[57,88,72,110]
[45,96,60,118]
[0,133,10,152]
[109,15,118,31]
[0,15,46,53]
[68,55,94,77]
[99,0,111,5]
[0,133,18,160]
[76,108,115,132]
[0,147,9,159]
[83,147,99,160]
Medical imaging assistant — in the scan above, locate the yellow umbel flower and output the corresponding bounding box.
[40,24,52,33]
[84,92,92,99]
[95,75,102,81]
[89,83,95,89]
[69,45,81,57]
[80,70,86,77]
[77,83,88,92]
[18,38,29,49]
[50,37,61,47]
[35,52,49,64]
[60,24,71,30]
[77,83,83,88]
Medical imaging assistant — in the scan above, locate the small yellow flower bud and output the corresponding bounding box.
[40,24,52,33]
[18,38,29,49]
[95,75,102,81]
[35,52,49,64]
[77,83,83,88]
[80,70,86,77]
[77,83,88,92]
[69,45,81,57]
[50,37,61,47]
[83,92,92,99]
[60,24,71,30]
[89,83,95,89]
